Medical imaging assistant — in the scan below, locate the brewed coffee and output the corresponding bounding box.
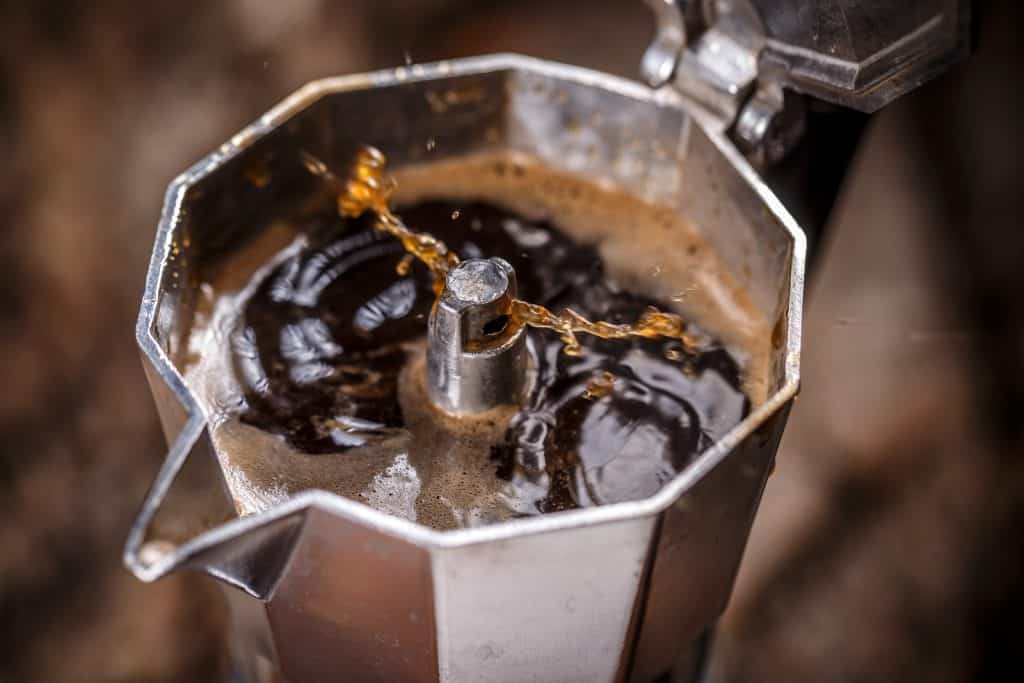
[185,152,764,529]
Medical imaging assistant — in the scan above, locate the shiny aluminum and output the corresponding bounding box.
[654,0,971,113]
[427,257,527,415]
[126,54,805,682]
[640,0,690,87]
[741,0,971,111]
[648,0,970,163]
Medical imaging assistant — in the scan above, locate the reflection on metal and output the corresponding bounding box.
[749,0,971,111]
[674,26,759,125]
[126,54,805,682]
[426,258,527,415]
[640,0,688,87]
[644,0,970,163]
[733,81,806,168]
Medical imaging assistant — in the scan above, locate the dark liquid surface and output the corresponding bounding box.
[233,200,749,517]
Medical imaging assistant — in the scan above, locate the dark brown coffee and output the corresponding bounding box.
[220,198,747,524]
[183,152,767,529]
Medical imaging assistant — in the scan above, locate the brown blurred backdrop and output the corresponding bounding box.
[0,1,1021,681]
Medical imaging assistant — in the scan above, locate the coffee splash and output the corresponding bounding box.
[184,147,755,527]
[303,148,457,297]
[306,146,700,357]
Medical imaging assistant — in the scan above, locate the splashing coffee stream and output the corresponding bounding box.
[312,145,700,356]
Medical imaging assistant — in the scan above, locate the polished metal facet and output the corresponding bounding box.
[744,0,971,111]
[650,0,971,114]
[426,257,527,415]
[644,0,970,164]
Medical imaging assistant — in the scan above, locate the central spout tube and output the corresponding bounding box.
[426,257,527,415]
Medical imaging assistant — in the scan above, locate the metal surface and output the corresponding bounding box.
[125,54,806,682]
[732,81,806,168]
[674,24,759,126]
[426,258,527,415]
[746,0,971,111]
[640,0,689,87]
[644,0,970,162]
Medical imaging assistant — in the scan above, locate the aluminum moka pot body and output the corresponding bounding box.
[126,54,804,683]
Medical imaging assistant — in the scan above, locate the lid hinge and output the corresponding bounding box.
[641,0,805,167]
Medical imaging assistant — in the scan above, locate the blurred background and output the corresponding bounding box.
[0,1,1020,681]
